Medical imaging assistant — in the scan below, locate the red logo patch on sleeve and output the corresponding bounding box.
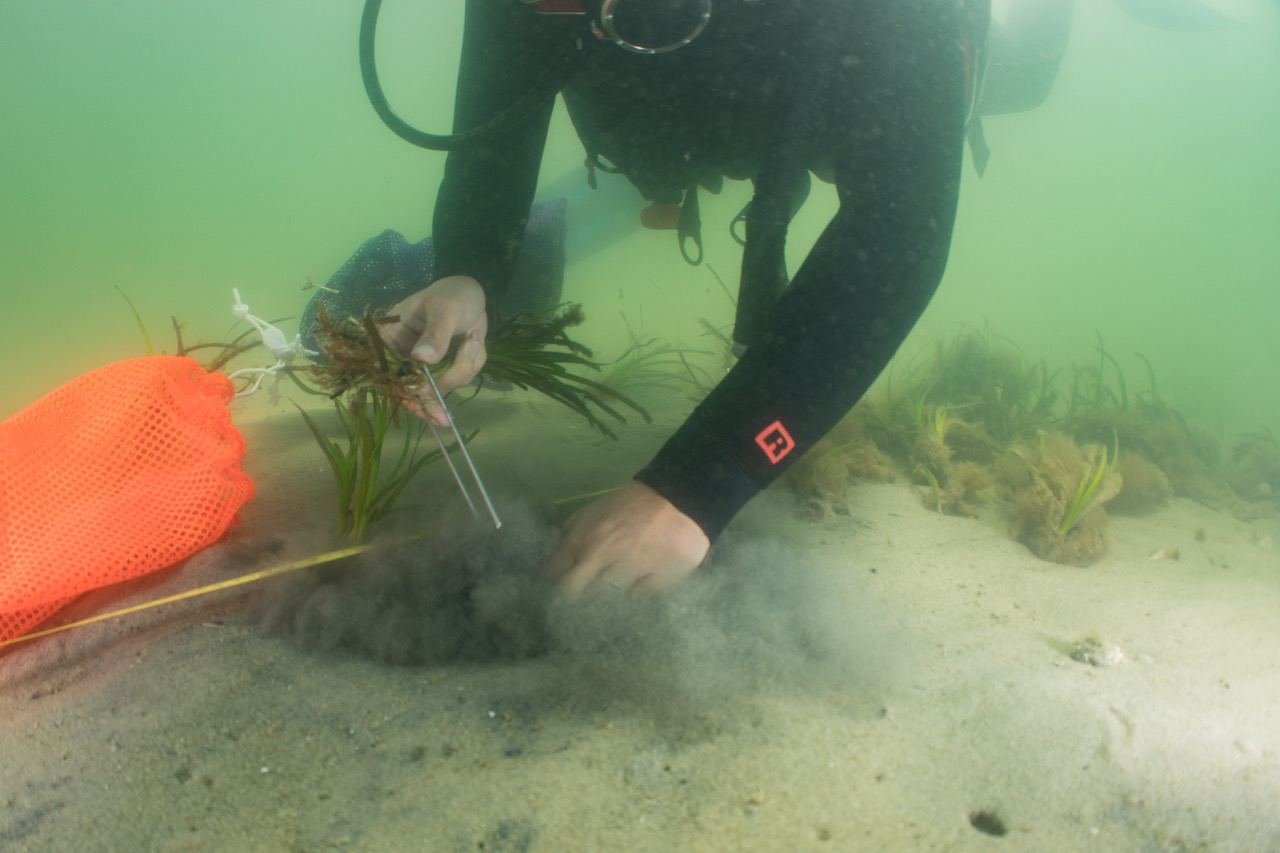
[755,420,795,464]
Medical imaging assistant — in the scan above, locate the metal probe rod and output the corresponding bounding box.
[421,368,502,529]
[425,421,477,518]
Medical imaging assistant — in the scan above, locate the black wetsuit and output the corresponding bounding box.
[432,0,975,540]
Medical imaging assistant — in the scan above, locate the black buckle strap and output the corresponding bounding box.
[677,185,704,265]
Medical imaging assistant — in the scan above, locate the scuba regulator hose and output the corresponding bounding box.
[359,0,581,150]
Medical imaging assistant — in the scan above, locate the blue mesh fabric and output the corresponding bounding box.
[301,198,567,350]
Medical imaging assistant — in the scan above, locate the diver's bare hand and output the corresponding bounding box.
[549,481,710,595]
[381,276,487,427]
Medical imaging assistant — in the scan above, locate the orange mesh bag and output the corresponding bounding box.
[0,356,255,642]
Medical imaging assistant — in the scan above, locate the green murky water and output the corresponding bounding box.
[2,3,1280,850]
[2,2,1276,436]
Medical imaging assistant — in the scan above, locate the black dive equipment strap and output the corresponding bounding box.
[732,6,838,353]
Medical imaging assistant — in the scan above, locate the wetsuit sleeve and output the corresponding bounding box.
[636,2,970,540]
[431,1,571,309]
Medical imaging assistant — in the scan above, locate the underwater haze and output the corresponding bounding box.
[1,0,1277,436]
[5,2,1280,851]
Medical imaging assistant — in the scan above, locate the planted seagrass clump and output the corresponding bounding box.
[1222,429,1280,514]
[996,430,1122,565]
[863,325,1059,460]
[788,420,897,518]
[298,386,445,544]
[1108,452,1173,516]
[296,302,649,542]
[296,303,446,543]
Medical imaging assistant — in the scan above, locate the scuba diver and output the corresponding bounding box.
[367,0,982,594]
[339,0,1237,595]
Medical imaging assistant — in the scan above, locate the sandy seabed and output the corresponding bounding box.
[3,391,1279,853]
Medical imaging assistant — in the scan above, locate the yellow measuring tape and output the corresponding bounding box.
[0,538,417,649]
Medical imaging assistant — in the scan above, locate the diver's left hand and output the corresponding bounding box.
[549,481,710,595]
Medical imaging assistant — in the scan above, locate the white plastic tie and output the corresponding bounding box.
[227,288,316,400]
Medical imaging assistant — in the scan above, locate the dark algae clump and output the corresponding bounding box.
[789,328,1275,565]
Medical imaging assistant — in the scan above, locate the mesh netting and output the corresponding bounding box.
[0,356,254,642]
[298,199,567,352]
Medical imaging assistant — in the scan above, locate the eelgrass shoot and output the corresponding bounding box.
[1059,431,1120,535]
[294,387,445,543]
[116,285,268,373]
[598,330,716,402]
[299,302,468,542]
[915,463,945,514]
[482,304,651,440]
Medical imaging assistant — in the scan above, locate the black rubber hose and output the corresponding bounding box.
[359,0,580,151]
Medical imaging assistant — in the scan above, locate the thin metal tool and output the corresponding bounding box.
[421,368,502,529]
[425,421,477,518]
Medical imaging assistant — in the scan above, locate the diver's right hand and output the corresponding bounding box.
[381,275,488,428]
